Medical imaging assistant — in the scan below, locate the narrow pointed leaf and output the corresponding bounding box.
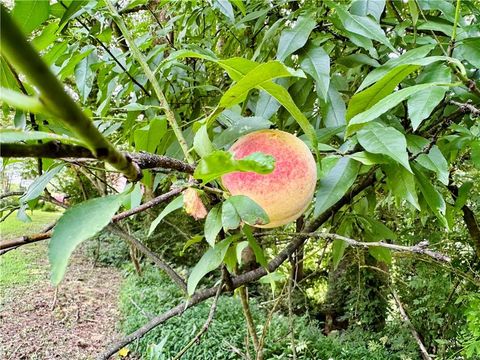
[357,125,411,172]
[315,157,360,217]
[49,193,126,285]
[148,195,184,236]
[187,236,236,295]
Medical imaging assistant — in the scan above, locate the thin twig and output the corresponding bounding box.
[105,0,193,164]
[239,286,261,359]
[449,100,480,117]
[0,187,184,252]
[256,232,451,263]
[107,224,188,293]
[392,290,432,360]
[171,281,224,360]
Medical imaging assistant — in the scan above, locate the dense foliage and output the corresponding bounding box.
[1,0,479,359]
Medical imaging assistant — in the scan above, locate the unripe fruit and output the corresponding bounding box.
[221,129,317,228]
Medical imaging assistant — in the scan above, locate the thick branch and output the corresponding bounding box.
[1,143,195,173]
[0,5,140,181]
[0,231,52,251]
[0,191,24,200]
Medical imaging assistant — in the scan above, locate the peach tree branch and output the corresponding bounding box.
[0,187,184,253]
[1,143,195,174]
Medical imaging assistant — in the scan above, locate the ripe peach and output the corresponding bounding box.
[221,129,317,228]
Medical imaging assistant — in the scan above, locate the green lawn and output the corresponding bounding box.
[0,211,61,293]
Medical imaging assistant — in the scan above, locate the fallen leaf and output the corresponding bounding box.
[118,347,129,357]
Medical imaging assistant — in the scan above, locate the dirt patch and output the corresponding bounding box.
[0,244,123,360]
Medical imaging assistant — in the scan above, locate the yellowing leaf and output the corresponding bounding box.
[183,188,207,220]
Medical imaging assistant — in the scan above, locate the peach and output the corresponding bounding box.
[221,129,317,228]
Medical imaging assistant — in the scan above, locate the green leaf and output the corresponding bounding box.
[412,163,448,227]
[59,0,88,30]
[224,243,237,273]
[193,124,214,158]
[323,86,346,128]
[0,129,83,145]
[255,91,280,120]
[456,38,480,68]
[187,236,236,295]
[300,44,330,100]
[276,15,316,62]
[335,6,395,51]
[43,42,68,66]
[221,195,269,230]
[219,61,303,109]
[347,82,451,135]
[384,164,420,210]
[315,157,360,217]
[205,205,222,247]
[260,81,318,153]
[134,118,168,153]
[362,216,397,241]
[0,88,46,114]
[194,150,274,184]
[148,195,184,236]
[20,164,65,203]
[347,65,419,121]
[243,225,268,268]
[471,140,480,169]
[181,235,204,255]
[407,63,451,131]
[357,124,411,172]
[332,239,348,269]
[454,182,473,209]
[212,0,235,22]
[171,52,317,151]
[49,193,126,285]
[122,103,151,111]
[31,21,59,51]
[350,0,385,21]
[348,151,391,165]
[358,45,436,91]
[213,111,272,149]
[221,200,241,231]
[75,52,97,103]
[12,0,50,34]
[58,47,94,79]
[416,146,449,185]
[368,247,392,264]
[0,58,19,91]
[236,241,250,265]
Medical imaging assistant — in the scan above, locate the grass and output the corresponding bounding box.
[0,210,61,293]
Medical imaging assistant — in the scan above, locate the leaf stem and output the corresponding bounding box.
[0,5,141,181]
[448,0,461,56]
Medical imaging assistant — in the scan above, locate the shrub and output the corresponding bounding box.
[119,265,420,360]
